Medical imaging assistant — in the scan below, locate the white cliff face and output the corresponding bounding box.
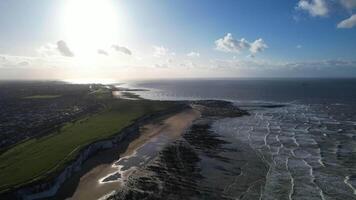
[15,105,187,200]
[17,128,136,200]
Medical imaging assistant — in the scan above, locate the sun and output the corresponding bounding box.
[61,0,119,57]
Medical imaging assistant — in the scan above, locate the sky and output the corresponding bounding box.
[0,0,356,81]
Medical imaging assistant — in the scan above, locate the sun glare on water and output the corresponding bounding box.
[61,0,120,57]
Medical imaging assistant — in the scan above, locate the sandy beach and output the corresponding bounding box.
[56,108,200,200]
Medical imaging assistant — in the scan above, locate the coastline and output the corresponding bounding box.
[54,99,247,200]
[106,100,250,200]
[0,101,189,200]
[0,92,249,200]
[1,80,356,199]
[57,109,200,200]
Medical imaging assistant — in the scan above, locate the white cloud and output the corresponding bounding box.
[153,46,170,57]
[155,63,169,68]
[215,33,249,53]
[154,58,175,68]
[340,0,356,10]
[215,33,267,55]
[111,45,132,55]
[337,14,356,28]
[297,0,329,17]
[187,51,200,57]
[57,40,74,57]
[97,49,109,56]
[296,44,303,49]
[249,39,268,54]
[0,55,32,68]
[167,58,174,64]
[37,43,59,57]
[296,0,356,29]
[38,41,74,57]
[180,60,196,69]
[16,61,30,67]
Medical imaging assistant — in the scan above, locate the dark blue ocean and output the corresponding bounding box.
[126,78,356,104]
[124,78,356,199]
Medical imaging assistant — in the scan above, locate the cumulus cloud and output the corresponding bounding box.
[215,33,249,53]
[215,33,268,56]
[97,49,109,56]
[187,51,200,57]
[111,45,132,55]
[337,14,356,28]
[250,39,268,54]
[57,40,74,57]
[297,0,329,17]
[296,0,356,28]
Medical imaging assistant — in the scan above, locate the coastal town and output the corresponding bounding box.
[0,81,102,150]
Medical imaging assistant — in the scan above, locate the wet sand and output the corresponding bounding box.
[56,108,200,200]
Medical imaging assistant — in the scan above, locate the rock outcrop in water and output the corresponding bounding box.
[190,100,248,118]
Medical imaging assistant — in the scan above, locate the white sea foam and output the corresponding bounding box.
[212,102,356,199]
[344,176,356,195]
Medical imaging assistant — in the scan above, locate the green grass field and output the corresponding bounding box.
[0,99,175,192]
[23,95,62,99]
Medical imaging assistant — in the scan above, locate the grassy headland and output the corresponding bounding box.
[0,88,176,192]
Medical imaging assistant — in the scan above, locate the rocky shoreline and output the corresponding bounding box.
[107,100,251,200]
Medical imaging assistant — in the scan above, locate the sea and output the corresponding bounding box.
[124,78,356,200]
